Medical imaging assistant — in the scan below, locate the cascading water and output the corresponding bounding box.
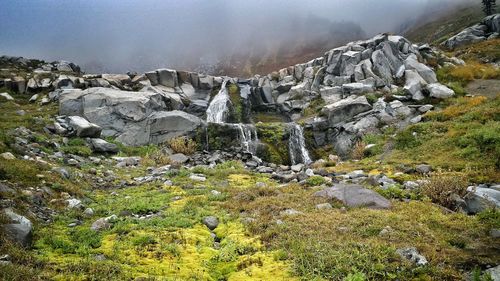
[233,123,259,154]
[206,80,230,123]
[288,123,312,165]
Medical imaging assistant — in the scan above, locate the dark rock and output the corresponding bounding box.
[202,216,219,230]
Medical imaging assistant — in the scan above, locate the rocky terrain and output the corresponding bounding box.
[0,14,499,281]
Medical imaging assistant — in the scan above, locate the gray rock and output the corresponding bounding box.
[0,92,14,101]
[0,152,15,160]
[170,153,189,164]
[313,184,391,209]
[67,116,102,138]
[464,186,500,214]
[443,24,487,50]
[396,247,428,266]
[291,164,304,172]
[91,215,117,231]
[202,216,219,230]
[189,174,206,182]
[29,94,39,103]
[102,74,131,88]
[2,208,33,247]
[404,55,437,84]
[490,229,500,238]
[321,95,372,126]
[415,164,432,174]
[404,70,427,101]
[83,208,94,217]
[485,265,500,281]
[342,82,374,95]
[89,138,119,153]
[372,49,393,85]
[280,209,303,216]
[59,88,202,146]
[426,83,455,99]
[66,198,82,209]
[157,69,178,88]
[418,105,433,113]
[316,203,333,210]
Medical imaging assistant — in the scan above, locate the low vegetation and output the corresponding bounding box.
[167,136,197,155]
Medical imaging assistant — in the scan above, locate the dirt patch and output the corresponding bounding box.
[465,79,500,99]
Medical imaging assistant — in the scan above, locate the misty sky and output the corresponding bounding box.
[0,0,474,74]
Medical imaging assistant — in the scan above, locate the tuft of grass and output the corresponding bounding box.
[351,141,366,160]
[437,62,500,87]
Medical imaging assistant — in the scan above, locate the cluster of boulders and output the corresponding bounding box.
[31,33,453,160]
[2,32,463,162]
[443,14,500,50]
[0,56,80,94]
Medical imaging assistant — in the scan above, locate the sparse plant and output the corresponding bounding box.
[167,136,197,155]
[351,141,366,160]
[421,171,469,209]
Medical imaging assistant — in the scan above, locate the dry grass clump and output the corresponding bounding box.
[425,96,487,121]
[421,171,469,210]
[444,62,500,84]
[140,147,171,166]
[351,141,366,160]
[167,136,197,155]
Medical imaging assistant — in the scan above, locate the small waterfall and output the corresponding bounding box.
[233,123,259,154]
[206,80,231,123]
[288,123,312,165]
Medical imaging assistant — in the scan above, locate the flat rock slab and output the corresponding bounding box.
[314,184,391,209]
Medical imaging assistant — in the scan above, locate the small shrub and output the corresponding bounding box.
[420,171,468,209]
[306,175,326,186]
[376,185,422,200]
[394,130,421,149]
[167,136,197,155]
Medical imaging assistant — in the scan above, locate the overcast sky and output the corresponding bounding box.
[0,0,474,73]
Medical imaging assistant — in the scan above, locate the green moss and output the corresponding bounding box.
[305,175,326,186]
[256,122,290,165]
[228,83,243,123]
[302,97,325,118]
[0,158,48,186]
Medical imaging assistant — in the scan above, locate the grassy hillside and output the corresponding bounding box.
[404,3,486,44]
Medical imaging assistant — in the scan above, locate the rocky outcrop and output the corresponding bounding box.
[59,87,203,146]
[443,14,500,50]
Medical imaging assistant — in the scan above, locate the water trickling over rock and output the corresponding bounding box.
[232,123,259,154]
[288,123,312,165]
[206,80,231,123]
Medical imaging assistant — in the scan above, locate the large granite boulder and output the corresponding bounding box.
[321,95,372,126]
[314,184,391,209]
[59,87,203,146]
